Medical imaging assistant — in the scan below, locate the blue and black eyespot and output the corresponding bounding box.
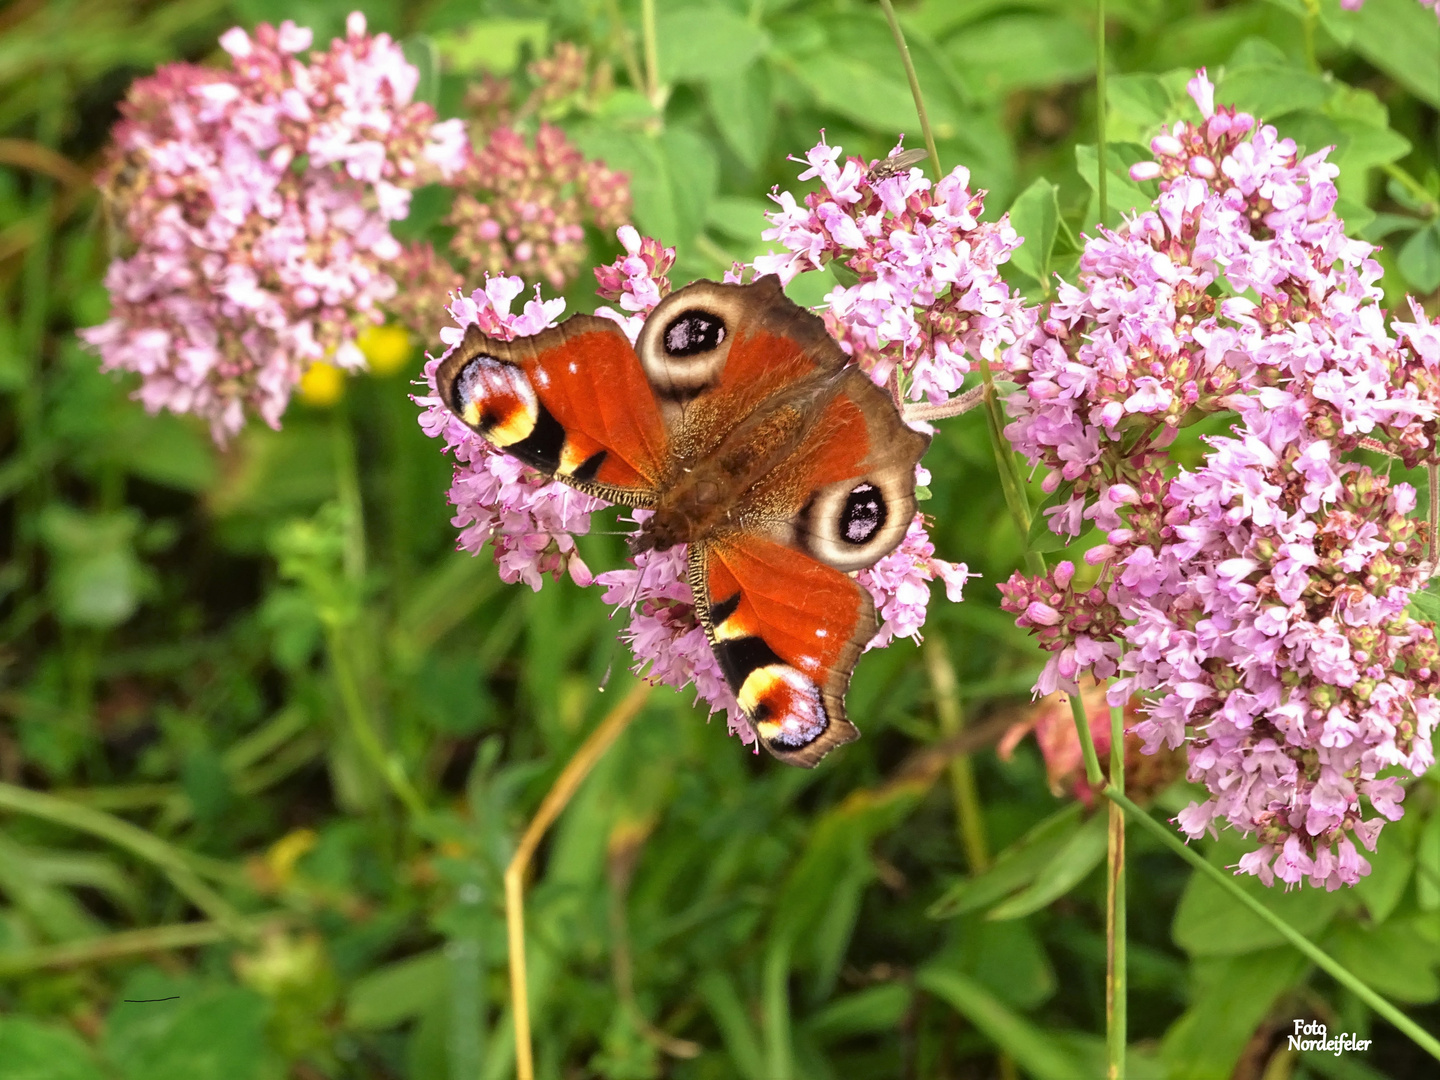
[663,310,726,356]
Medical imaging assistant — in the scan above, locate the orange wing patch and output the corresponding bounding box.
[694,536,874,766]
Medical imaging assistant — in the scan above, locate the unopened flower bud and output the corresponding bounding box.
[1026,601,1064,626]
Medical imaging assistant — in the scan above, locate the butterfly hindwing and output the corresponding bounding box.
[690,537,869,766]
[435,316,669,505]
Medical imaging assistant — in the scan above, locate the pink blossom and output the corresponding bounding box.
[753,136,1034,403]
[83,13,467,441]
[999,68,1440,886]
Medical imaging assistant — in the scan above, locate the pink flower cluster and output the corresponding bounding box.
[448,123,630,290]
[999,69,1440,886]
[83,13,467,440]
[1341,0,1440,20]
[1122,400,1438,888]
[754,138,1033,401]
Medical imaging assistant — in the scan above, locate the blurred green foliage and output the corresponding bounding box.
[1,0,1439,1078]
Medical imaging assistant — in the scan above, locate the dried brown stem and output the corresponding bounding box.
[505,682,653,1080]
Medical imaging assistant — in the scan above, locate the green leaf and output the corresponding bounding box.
[1105,71,1191,144]
[401,35,439,106]
[567,126,716,248]
[1322,917,1440,1003]
[0,1017,104,1080]
[431,19,547,74]
[917,967,1085,1080]
[104,973,271,1080]
[706,64,774,173]
[706,196,771,245]
[1399,222,1440,295]
[1409,584,1440,624]
[804,984,912,1043]
[987,810,1108,920]
[1160,948,1309,1080]
[1025,480,1078,554]
[38,504,150,628]
[346,948,447,1029]
[1354,827,1414,924]
[1006,178,1060,290]
[929,803,1085,918]
[789,51,921,134]
[697,971,765,1080]
[1417,807,1440,912]
[656,8,767,83]
[933,917,1057,1010]
[1172,847,1345,956]
[945,14,1094,102]
[1325,0,1440,107]
[1215,63,1330,119]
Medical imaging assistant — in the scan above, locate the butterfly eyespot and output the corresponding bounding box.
[839,482,886,545]
[663,310,726,357]
[452,354,539,447]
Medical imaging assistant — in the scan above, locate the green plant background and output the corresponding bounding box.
[1,0,1439,1077]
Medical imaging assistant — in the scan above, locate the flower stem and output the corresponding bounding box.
[506,683,653,1080]
[926,640,990,872]
[1067,690,1107,790]
[1095,0,1108,228]
[878,0,942,180]
[0,918,277,978]
[1106,702,1127,1079]
[640,0,664,110]
[1428,462,1438,567]
[1106,788,1440,1064]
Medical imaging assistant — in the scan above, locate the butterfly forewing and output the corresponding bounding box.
[435,316,669,504]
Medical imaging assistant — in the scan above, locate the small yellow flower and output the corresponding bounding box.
[357,323,413,376]
[297,360,345,406]
[265,827,318,886]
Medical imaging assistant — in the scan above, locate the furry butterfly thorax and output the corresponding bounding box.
[437,275,930,766]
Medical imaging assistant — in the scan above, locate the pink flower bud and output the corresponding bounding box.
[1150,135,1183,158]
[1053,561,1076,590]
[1026,601,1063,626]
[1187,156,1217,179]
[1130,161,1163,182]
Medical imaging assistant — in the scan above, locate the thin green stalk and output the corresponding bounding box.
[1068,692,1105,789]
[641,0,662,109]
[326,627,426,818]
[1106,703,1126,1080]
[878,0,941,180]
[0,782,250,935]
[1385,163,1440,218]
[1107,789,1440,1064]
[0,918,273,978]
[1096,0,1108,228]
[1301,0,1320,74]
[12,77,64,614]
[762,940,793,1080]
[1428,462,1439,570]
[333,412,366,582]
[926,640,990,872]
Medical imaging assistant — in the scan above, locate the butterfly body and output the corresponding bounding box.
[437,275,929,766]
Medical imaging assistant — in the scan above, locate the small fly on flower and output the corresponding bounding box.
[865,146,929,182]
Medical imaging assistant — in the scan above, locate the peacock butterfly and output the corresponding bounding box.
[435,275,930,766]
